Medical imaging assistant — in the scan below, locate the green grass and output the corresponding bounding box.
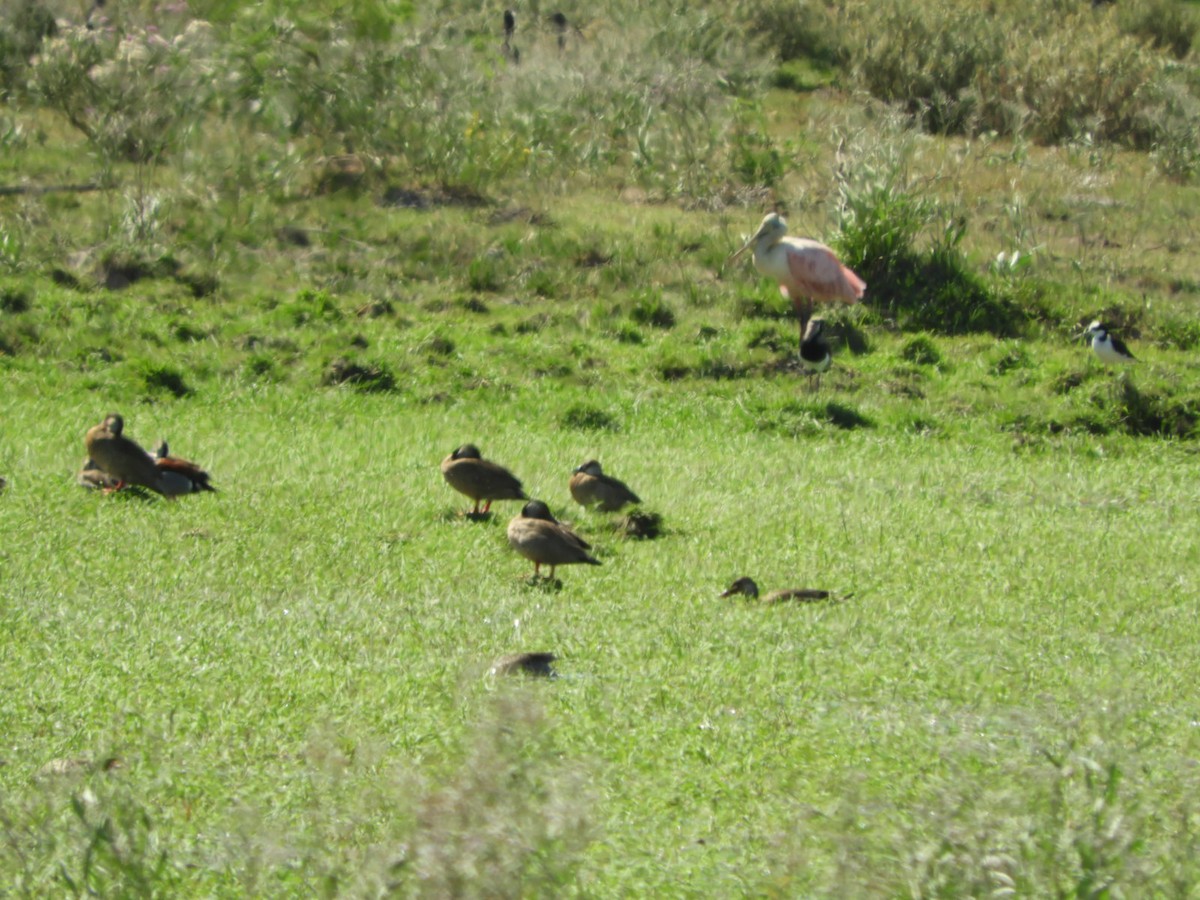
[2,0,1200,893]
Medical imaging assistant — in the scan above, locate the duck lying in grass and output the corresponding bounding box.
[569,459,641,512]
[441,443,527,516]
[507,500,600,579]
[720,576,850,604]
[152,439,217,496]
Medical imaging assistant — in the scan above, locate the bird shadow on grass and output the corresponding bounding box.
[97,486,158,503]
[518,575,564,593]
[438,509,497,524]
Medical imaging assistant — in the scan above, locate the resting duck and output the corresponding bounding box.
[78,457,122,491]
[84,413,166,494]
[152,440,217,495]
[507,500,600,579]
[720,576,848,604]
[569,459,641,512]
[441,444,527,515]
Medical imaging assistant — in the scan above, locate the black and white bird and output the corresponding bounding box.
[798,318,832,390]
[1084,320,1136,365]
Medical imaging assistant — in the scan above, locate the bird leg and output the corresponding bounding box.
[482,499,493,514]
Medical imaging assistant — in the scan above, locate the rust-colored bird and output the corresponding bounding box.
[720,576,848,604]
[730,213,865,343]
[569,459,641,512]
[441,444,527,516]
[152,439,217,495]
[507,500,600,579]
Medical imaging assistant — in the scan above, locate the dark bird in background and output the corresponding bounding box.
[799,318,833,390]
[547,11,583,52]
[502,9,519,62]
[508,500,601,579]
[720,576,849,604]
[441,444,527,516]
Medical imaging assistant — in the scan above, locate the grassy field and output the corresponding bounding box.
[3,0,1200,895]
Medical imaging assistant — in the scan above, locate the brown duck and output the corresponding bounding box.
[84,413,166,493]
[507,500,600,578]
[720,576,848,604]
[569,459,641,512]
[441,444,527,515]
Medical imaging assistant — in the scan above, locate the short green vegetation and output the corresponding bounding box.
[2,0,1200,894]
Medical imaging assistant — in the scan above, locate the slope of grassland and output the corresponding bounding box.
[2,0,1200,894]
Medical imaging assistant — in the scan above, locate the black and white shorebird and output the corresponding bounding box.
[798,318,832,390]
[502,9,519,62]
[1084,320,1136,366]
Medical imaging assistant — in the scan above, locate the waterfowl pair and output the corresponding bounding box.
[83,414,215,496]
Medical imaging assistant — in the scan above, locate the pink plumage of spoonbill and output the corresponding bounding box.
[729,212,866,343]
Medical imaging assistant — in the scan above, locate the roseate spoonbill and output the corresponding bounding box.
[730,212,865,342]
[507,500,600,579]
[720,577,851,604]
[569,459,641,512]
[441,444,527,516]
[1084,320,1136,364]
[799,318,832,390]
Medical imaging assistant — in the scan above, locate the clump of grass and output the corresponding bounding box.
[321,357,397,393]
[135,361,191,398]
[836,141,1022,335]
[402,695,593,897]
[900,334,944,366]
[560,404,619,432]
[0,282,32,313]
[630,292,676,330]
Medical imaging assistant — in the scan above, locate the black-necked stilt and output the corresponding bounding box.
[1084,320,1136,365]
[799,318,833,390]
